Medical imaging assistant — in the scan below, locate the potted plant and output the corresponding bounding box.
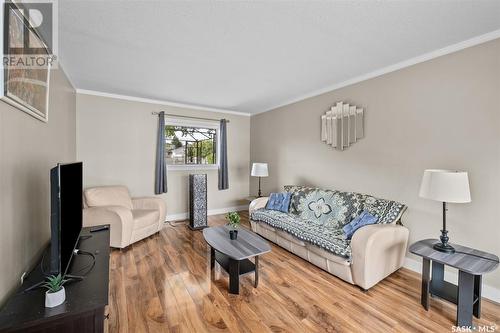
[226,212,241,240]
[43,274,67,308]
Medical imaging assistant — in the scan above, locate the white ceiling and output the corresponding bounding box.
[59,0,500,114]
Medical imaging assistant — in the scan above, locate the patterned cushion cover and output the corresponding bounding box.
[284,185,406,228]
[251,208,351,258]
[343,211,378,240]
[266,192,292,213]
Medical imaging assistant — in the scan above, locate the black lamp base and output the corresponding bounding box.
[257,177,262,197]
[434,202,455,254]
[433,242,455,253]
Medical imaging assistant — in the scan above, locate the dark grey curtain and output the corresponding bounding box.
[155,111,168,194]
[218,119,229,190]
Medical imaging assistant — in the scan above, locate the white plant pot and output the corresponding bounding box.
[45,287,66,308]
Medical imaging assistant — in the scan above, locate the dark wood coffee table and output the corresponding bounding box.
[203,226,271,294]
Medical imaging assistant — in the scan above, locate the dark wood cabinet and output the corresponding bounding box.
[0,227,110,333]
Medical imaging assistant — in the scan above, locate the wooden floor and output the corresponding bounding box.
[108,212,500,333]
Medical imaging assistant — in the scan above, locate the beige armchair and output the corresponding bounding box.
[83,186,166,248]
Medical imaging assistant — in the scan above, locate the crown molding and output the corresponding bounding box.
[252,29,500,115]
[76,89,251,117]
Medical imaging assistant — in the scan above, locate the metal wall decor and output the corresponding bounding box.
[321,101,364,150]
[189,174,208,230]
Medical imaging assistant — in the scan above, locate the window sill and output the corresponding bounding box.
[167,164,219,171]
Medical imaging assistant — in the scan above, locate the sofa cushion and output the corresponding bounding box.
[251,208,351,258]
[306,243,351,265]
[132,209,160,229]
[259,222,276,232]
[285,185,406,227]
[276,230,306,246]
[85,186,133,209]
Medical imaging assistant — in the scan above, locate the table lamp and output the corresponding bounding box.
[251,163,268,197]
[419,169,471,253]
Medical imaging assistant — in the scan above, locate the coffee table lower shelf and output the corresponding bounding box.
[210,248,259,294]
[215,251,255,276]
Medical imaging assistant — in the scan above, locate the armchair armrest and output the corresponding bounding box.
[132,197,167,230]
[249,197,269,216]
[83,206,134,248]
[350,224,409,290]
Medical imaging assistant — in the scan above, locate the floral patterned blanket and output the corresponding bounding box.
[250,208,352,258]
[284,185,406,228]
[250,185,407,258]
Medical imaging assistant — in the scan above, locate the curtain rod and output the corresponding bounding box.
[151,112,230,123]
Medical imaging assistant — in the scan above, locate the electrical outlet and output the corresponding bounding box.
[20,272,27,285]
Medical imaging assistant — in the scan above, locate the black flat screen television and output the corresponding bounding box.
[49,162,83,275]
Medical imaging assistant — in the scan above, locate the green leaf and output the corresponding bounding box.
[44,273,66,292]
[225,212,241,228]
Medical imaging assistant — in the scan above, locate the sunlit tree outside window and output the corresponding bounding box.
[165,125,217,165]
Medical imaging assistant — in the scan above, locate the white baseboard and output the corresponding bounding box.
[165,212,189,222]
[166,205,248,222]
[403,257,500,304]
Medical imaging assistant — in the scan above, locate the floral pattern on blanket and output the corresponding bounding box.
[285,185,406,226]
[251,208,351,258]
[297,190,348,228]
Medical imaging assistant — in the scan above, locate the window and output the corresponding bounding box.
[165,121,218,169]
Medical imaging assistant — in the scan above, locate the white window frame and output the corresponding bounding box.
[165,117,219,171]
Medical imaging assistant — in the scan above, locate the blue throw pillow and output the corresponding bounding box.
[266,192,291,213]
[343,211,378,240]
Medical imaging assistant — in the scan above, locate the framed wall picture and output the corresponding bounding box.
[1,0,52,122]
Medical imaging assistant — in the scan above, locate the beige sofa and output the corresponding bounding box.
[249,196,409,290]
[83,186,166,248]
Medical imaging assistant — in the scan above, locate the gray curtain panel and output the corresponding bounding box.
[155,111,168,194]
[218,119,229,190]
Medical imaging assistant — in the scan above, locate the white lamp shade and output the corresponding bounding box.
[419,169,471,203]
[251,163,268,177]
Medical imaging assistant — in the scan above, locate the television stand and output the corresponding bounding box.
[0,226,110,333]
[21,240,97,293]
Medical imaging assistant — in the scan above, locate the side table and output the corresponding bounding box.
[409,239,499,327]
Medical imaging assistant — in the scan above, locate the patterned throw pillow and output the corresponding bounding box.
[342,211,378,240]
[284,185,406,228]
[266,192,292,213]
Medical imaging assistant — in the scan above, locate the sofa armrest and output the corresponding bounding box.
[249,197,269,216]
[132,197,167,230]
[83,206,134,248]
[350,224,409,290]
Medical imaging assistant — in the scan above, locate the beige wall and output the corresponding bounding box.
[0,68,76,304]
[76,94,250,217]
[251,39,500,290]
